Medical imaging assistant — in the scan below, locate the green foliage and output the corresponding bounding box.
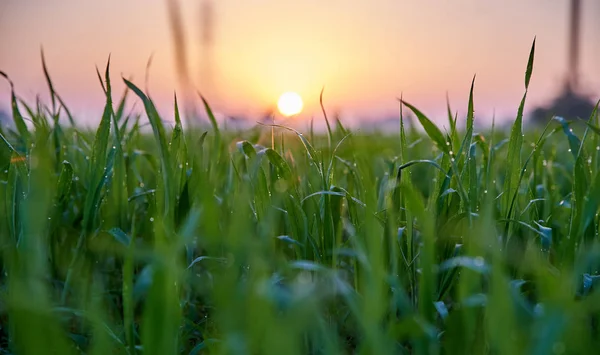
[2,38,600,354]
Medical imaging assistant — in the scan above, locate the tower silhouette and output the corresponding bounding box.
[530,0,596,124]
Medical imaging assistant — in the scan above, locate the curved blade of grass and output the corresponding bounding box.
[401,100,449,154]
[0,71,30,147]
[397,160,450,180]
[259,122,322,175]
[502,38,536,234]
[40,48,57,117]
[263,148,293,182]
[455,76,476,162]
[319,86,333,148]
[123,78,174,223]
[61,57,113,304]
[199,92,220,138]
[554,116,582,160]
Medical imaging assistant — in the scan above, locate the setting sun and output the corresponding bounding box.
[277,92,304,117]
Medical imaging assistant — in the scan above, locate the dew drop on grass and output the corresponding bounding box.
[140,182,145,188]
[597,146,600,151]
[543,160,548,166]
[85,156,90,160]
[149,217,154,222]
[179,164,183,169]
[474,257,485,267]
[568,149,572,152]
[484,190,488,194]
[449,150,454,155]
[446,141,450,146]
[74,176,79,181]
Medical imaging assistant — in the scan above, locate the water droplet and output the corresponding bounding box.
[449,150,454,155]
[149,217,154,222]
[85,156,90,160]
[543,160,548,166]
[484,190,488,194]
[597,146,600,151]
[112,145,116,149]
[474,257,485,267]
[140,182,145,188]
[446,141,450,146]
[178,164,183,169]
[451,158,455,162]
[47,217,51,220]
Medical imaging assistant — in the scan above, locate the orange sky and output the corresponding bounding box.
[0,0,599,128]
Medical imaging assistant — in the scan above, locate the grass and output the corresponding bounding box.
[1,39,600,354]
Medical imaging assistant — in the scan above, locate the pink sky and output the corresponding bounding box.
[1,0,599,128]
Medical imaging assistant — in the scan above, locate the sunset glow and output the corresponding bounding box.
[0,0,599,126]
[277,92,303,117]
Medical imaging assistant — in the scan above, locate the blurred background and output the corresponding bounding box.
[0,0,598,130]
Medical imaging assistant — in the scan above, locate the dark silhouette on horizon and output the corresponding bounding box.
[530,0,597,124]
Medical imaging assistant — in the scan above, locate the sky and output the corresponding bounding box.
[0,0,599,129]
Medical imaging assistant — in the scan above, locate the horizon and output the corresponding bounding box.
[1,0,599,129]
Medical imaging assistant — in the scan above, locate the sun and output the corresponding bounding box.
[277,92,303,117]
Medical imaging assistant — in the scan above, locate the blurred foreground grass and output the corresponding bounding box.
[1,40,600,354]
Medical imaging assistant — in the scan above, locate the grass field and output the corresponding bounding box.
[2,40,600,354]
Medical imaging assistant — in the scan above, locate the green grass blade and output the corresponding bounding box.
[0,71,31,147]
[123,78,174,223]
[502,38,536,233]
[401,100,449,154]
